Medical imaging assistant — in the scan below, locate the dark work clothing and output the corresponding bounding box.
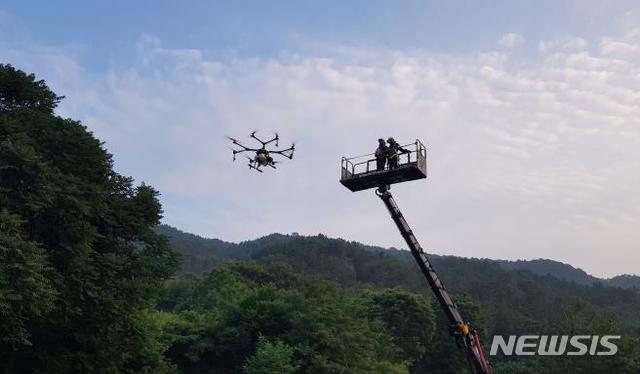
[387,143,409,169]
[388,155,399,169]
[375,144,388,171]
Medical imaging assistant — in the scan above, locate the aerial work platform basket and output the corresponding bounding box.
[340,139,427,192]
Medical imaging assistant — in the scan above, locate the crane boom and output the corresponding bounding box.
[376,186,493,374]
[339,139,492,373]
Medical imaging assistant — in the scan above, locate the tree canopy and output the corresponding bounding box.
[0,64,178,373]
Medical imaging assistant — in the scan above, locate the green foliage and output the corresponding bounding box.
[161,228,640,373]
[0,210,56,348]
[0,64,62,113]
[156,263,411,373]
[526,301,640,374]
[0,64,178,373]
[254,235,421,288]
[160,225,640,334]
[242,335,299,374]
[494,361,534,374]
[363,288,435,365]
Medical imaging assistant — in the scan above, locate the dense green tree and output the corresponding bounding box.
[362,288,435,366]
[531,301,640,374]
[242,335,299,374]
[157,263,410,373]
[0,65,62,114]
[412,295,487,374]
[0,64,178,373]
[493,361,534,374]
[0,210,56,355]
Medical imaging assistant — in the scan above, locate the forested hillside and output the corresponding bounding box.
[497,259,640,289]
[157,225,640,372]
[158,225,640,329]
[157,224,640,292]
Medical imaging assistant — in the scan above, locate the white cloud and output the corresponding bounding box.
[599,37,640,59]
[3,30,640,278]
[137,34,203,63]
[538,37,589,53]
[498,33,525,48]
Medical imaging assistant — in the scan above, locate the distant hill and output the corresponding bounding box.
[158,224,640,337]
[608,274,640,289]
[496,258,597,285]
[156,224,640,290]
[155,225,295,273]
[495,258,640,289]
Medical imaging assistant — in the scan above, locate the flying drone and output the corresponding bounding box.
[227,131,295,172]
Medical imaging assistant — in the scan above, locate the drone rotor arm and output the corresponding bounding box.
[271,143,295,158]
[228,136,260,152]
[249,131,268,146]
[232,147,256,153]
[264,132,279,146]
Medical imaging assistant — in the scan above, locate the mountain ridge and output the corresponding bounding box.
[156,224,640,289]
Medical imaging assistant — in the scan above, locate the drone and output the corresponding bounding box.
[227,131,295,172]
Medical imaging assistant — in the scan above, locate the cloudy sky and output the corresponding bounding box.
[2,1,639,277]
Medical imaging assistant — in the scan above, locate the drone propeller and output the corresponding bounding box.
[285,142,295,158]
[226,136,240,145]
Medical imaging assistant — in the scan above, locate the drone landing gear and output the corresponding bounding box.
[248,163,263,173]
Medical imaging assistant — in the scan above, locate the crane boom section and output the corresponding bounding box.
[376,188,493,374]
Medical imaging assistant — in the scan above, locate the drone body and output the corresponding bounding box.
[228,131,295,172]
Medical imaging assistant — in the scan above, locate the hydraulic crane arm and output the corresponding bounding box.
[376,187,493,374]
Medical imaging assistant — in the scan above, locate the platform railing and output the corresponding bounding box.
[341,140,426,179]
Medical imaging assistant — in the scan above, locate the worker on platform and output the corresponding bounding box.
[386,137,410,169]
[375,138,388,171]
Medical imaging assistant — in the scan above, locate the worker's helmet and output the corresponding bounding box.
[378,138,385,143]
[387,137,395,143]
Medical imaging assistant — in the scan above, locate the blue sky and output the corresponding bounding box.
[4,1,634,66]
[2,1,640,277]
